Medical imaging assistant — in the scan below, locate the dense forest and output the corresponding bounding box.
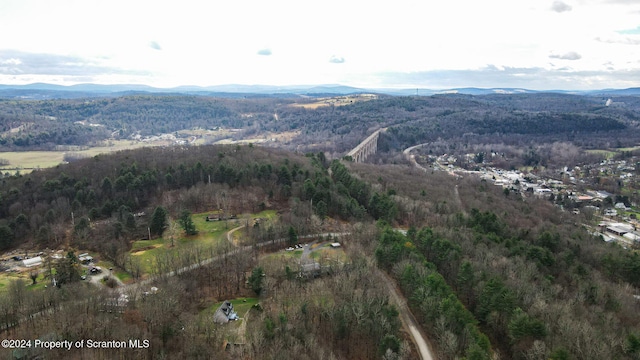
[2,93,640,155]
[352,162,640,359]
[2,92,640,359]
[0,143,639,359]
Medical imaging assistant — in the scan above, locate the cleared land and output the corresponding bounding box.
[131,210,277,274]
[0,140,165,174]
[289,94,377,109]
[585,146,640,159]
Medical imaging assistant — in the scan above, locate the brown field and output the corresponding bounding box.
[0,127,299,175]
[289,94,377,109]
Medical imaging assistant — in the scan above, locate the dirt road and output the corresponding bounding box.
[378,269,436,360]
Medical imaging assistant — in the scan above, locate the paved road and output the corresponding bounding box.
[404,143,459,178]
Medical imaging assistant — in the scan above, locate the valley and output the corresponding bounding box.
[1,92,640,359]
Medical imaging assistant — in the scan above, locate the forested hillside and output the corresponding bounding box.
[2,93,639,155]
[0,145,397,257]
[2,92,640,359]
[351,162,640,359]
[0,143,639,358]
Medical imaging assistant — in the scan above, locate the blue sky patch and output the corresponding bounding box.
[617,26,640,34]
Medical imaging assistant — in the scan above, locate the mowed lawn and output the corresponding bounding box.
[205,297,259,319]
[130,212,232,274]
[130,210,277,275]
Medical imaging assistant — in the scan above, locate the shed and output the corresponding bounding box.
[606,225,629,236]
[22,256,42,268]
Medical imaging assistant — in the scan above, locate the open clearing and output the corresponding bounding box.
[585,146,640,160]
[0,140,168,174]
[0,272,48,293]
[131,210,278,274]
[289,94,377,109]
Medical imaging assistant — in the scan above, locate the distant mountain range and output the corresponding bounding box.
[0,83,639,99]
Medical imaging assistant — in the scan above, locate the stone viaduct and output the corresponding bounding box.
[346,128,385,163]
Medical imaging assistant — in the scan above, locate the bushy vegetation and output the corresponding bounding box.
[359,162,640,359]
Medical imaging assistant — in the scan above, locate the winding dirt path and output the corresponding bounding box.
[226,224,245,246]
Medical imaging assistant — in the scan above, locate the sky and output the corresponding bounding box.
[0,0,639,90]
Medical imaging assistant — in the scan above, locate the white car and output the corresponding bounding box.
[285,247,294,251]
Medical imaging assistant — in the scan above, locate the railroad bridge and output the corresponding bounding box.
[346,128,385,163]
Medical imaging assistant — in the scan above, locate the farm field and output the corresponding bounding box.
[585,146,640,160]
[288,94,377,109]
[0,140,167,174]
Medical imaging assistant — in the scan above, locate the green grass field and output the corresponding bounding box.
[586,149,617,159]
[0,272,48,292]
[130,216,228,260]
[585,146,640,160]
[616,146,640,152]
[130,210,277,275]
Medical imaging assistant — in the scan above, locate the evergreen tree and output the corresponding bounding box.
[150,206,168,237]
[0,225,14,250]
[248,266,265,296]
[288,226,298,246]
[178,210,197,236]
[55,251,81,286]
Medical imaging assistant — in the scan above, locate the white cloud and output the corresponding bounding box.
[551,1,572,12]
[0,0,638,89]
[549,51,582,60]
[0,58,22,66]
[329,55,345,64]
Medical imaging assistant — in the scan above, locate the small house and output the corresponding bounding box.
[213,301,239,324]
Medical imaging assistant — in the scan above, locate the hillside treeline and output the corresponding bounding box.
[0,145,396,253]
[0,96,283,150]
[347,162,640,359]
[2,93,640,154]
[0,146,413,360]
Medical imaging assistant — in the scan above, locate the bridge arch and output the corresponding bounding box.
[346,128,385,163]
